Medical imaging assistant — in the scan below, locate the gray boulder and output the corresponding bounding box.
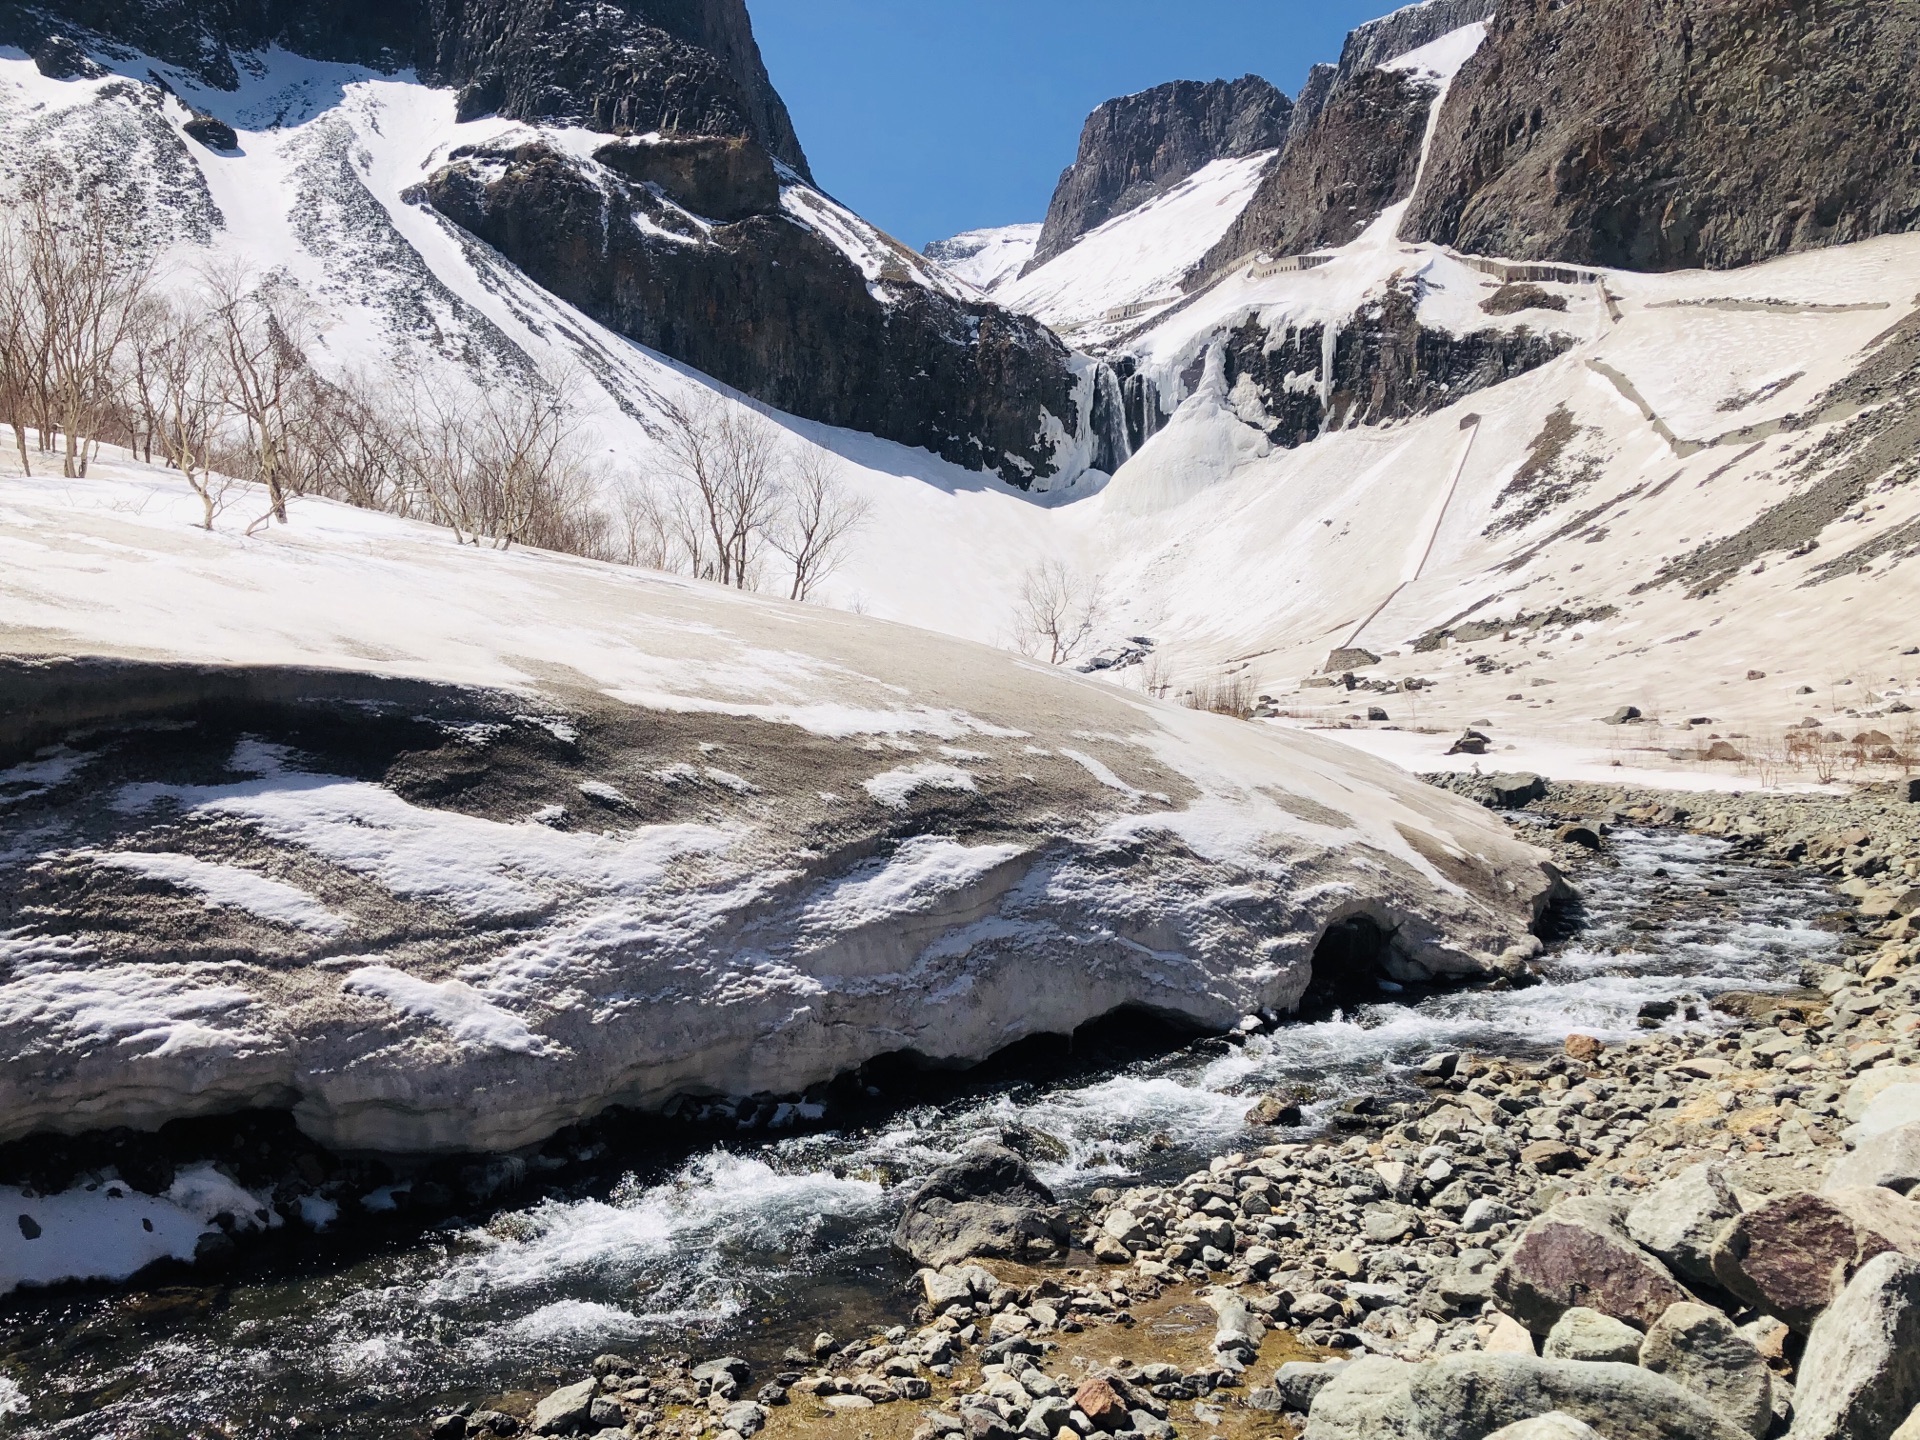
[1493,1197,1694,1334]
[1276,1361,1351,1412]
[1639,1302,1771,1439]
[1789,1254,1920,1440]
[892,1143,1069,1268]
[1303,1354,1750,1440]
[533,1378,598,1435]
[1544,1307,1642,1363]
[1826,1122,1920,1197]
[1626,1164,1743,1284]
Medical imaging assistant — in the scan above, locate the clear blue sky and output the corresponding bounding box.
[750,1,1402,250]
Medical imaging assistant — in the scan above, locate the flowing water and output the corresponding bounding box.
[0,825,1845,1437]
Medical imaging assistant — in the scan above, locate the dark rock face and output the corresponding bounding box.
[1294,0,1496,130]
[1029,76,1291,271]
[892,1142,1071,1268]
[1197,67,1435,279]
[593,134,779,224]
[424,144,1085,486]
[1215,279,1573,449]
[0,0,811,177]
[1404,0,1920,271]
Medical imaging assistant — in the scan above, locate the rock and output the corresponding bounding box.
[593,135,779,225]
[1639,1303,1771,1439]
[183,114,239,151]
[1203,1288,1265,1360]
[1462,1198,1517,1233]
[1493,1197,1694,1334]
[1482,774,1548,809]
[1072,1379,1128,1430]
[1908,779,1920,805]
[1711,1188,1920,1332]
[1845,1068,1920,1123]
[1853,1088,1920,1147]
[533,1379,597,1435]
[1302,1355,1749,1440]
[1521,1142,1584,1174]
[1603,707,1645,726]
[1705,742,1747,763]
[1485,1312,1537,1356]
[1564,1034,1607,1063]
[721,1403,767,1437]
[1542,1308,1642,1364]
[1326,648,1383,675]
[1246,1095,1304,1128]
[1450,731,1492,757]
[1484,1418,1607,1440]
[1029,76,1293,268]
[893,1143,1068,1268]
[920,1264,997,1311]
[31,34,109,80]
[1274,1361,1350,1412]
[1626,1164,1744,1285]
[1368,707,1391,723]
[1363,1203,1421,1243]
[1556,826,1604,851]
[1789,1254,1920,1440]
[1826,1122,1920,1196]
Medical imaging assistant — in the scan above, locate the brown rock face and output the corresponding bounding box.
[1493,1197,1695,1335]
[1404,0,1920,272]
[1072,1379,1128,1430]
[1711,1187,1920,1332]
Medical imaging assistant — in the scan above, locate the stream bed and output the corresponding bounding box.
[0,824,1846,1438]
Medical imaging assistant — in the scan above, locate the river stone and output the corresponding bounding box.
[1485,1418,1607,1440]
[1493,1197,1694,1334]
[1711,1187,1920,1331]
[533,1378,597,1435]
[1302,1355,1750,1440]
[1849,1087,1920,1147]
[1275,1361,1350,1412]
[1788,1254,1920,1440]
[1846,1069,1920,1122]
[1072,1378,1128,1430]
[1626,1164,1743,1284]
[1825,1122,1920,1196]
[1543,1307,1642,1363]
[1639,1303,1771,1439]
[893,1143,1068,1268]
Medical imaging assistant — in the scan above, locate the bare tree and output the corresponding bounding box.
[1012,560,1106,666]
[768,448,870,600]
[118,297,231,528]
[0,189,153,477]
[206,265,316,531]
[655,395,783,588]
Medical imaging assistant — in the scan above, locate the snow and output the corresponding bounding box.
[997,153,1277,342]
[862,762,979,810]
[925,224,1041,296]
[344,965,553,1055]
[1,1163,275,1297]
[81,850,348,934]
[1382,22,1488,83]
[799,838,1025,933]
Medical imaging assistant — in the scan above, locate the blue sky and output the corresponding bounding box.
[751,1,1402,250]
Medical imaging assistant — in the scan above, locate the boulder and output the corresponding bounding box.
[1072,1378,1129,1430]
[1845,1068,1920,1124]
[1275,1361,1350,1412]
[183,114,239,151]
[1303,1355,1749,1440]
[1603,707,1644,726]
[1789,1254,1920,1440]
[1203,1287,1266,1360]
[1564,1034,1607,1063]
[1326,648,1382,674]
[1450,731,1492,756]
[1543,1308,1641,1364]
[533,1378,597,1435]
[1639,1303,1771,1439]
[1711,1188,1920,1332]
[1895,1407,1920,1440]
[1849,1086,1920,1147]
[1626,1164,1743,1285]
[1493,1197,1694,1334]
[1485,774,1549,809]
[892,1143,1068,1269]
[1824,1122,1920,1196]
[1556,826,1603,851]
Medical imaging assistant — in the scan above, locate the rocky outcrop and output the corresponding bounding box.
[891,1143,1069,1268]
[1029,76,1291,270]
[1404,0,1920,271]
[421,141,1086,486]
[1196,67,1435,276]
[1294,0,1497,130]
[0,0,810,174]
[1215,279,1574,449]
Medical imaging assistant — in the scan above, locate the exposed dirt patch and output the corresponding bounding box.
[1485,404,1611,537]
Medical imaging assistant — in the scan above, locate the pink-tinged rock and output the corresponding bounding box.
[1492,1197,1693,1335]
[1711,1187,1920,1333]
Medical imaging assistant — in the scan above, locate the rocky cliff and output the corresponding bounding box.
[0,0,810,173]
[1404,0,1920,271]
[1027,75,1291,271]
[1293,0,1496,129]
[424,138,1085,486]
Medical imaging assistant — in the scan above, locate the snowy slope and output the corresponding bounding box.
[996,152,1277,344]
[924,223,1041,296]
